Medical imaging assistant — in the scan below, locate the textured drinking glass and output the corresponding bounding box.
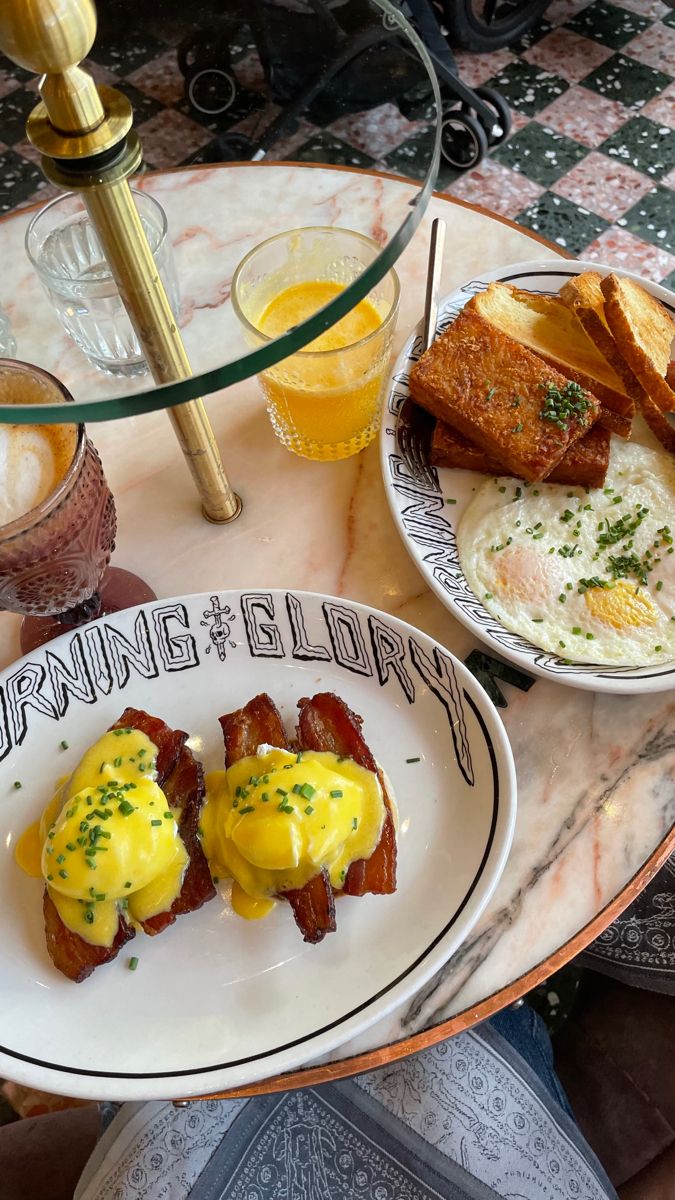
[26,190,180,378]
[232,227,399,461]
[0,360,155,653]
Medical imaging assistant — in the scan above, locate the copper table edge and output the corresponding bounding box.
[177,820,675,1102]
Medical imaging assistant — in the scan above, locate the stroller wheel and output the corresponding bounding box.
[441,110,488,170]
[466,87,512,147]
[188,68,237,116]
[442,0,552,52]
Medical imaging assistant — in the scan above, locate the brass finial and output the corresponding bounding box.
[0,0,108,139]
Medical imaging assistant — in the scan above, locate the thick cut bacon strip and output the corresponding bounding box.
[218,694,336,944]
[43,889,135,985]
[111,707,186,782]
[140,742,216,936]
[219,693,290,765]
[283,869,336,946]
[44,708,212,981]
[297,693,397,897]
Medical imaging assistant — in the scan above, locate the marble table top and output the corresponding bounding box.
[1,164,673,1092]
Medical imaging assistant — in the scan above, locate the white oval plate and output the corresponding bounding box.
[0,589,515,1101]
[380,259,675,694]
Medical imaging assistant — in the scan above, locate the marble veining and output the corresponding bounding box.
[0,165,673,1078]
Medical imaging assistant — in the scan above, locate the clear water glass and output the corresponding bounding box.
[25,190,180,378]
[0,306,16,358]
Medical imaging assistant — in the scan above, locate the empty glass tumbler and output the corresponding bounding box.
[25,190,180,378]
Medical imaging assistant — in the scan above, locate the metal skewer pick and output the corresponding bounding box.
[421,218,446,353]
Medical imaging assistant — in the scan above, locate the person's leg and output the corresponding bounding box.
[488,1003,574,1116]
[0,1105,101,1200]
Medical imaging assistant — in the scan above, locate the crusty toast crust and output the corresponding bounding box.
[601,274,675,413]
[637,390,675,455]
[560,272,644,408]
[409,307,600,482]
[468,282,634,421]
[596,405,632,438]
[430,419,610,488]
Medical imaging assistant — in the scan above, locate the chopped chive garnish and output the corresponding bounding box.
[59,869,68,879]
[163,811,173,819]
[118,800,135,816]
[299,783,315,800]
[446,497,457,504]
[84,910,94,924]
[330,789,343,798]
[60,740,69,750]
[95,892,106,902]
[113,756,122,768]
[124,881,132,889]
[406,757,420,763]
[655,645,662,652]
[240,805,255,814]
[352,817,358,830]
[304,805,314,815]
[150,819,162,826]
[656,580,663,591]
[13,781,21,789]
[292,783,302,794]
[138,749,146,757]
[66,842,76,852]
[276,787,287,797]
[128,957,139,972]
[262,792,270,802]
[46,874,53,881]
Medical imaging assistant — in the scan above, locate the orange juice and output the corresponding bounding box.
[257,280,394,461]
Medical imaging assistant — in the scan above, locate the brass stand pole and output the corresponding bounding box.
[0,0,241,524]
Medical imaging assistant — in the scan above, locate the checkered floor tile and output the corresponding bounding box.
[0,0,673,288]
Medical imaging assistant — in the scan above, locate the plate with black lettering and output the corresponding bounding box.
[380,259,675,694]
[0,589,515,1101]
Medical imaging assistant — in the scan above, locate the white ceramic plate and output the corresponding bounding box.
[380,259,675,694]
[0,589,515,1101]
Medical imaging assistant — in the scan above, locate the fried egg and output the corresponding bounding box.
[457,440,675,665]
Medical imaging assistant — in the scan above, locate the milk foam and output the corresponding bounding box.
[0,424,77,526]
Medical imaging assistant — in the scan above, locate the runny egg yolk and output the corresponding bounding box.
[584,580,659,628]
[201,748,385,921]
[15,729,187,948]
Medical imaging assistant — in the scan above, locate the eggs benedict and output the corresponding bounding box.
[208,692,397,943]
[16,707,215,982]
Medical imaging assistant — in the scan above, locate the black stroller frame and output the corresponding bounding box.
[178,0,512,171]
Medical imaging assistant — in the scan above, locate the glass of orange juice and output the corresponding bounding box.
[231,227,399,461]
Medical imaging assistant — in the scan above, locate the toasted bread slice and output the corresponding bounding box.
[638,389,675,455]
[596,404,632,439]
[601,274,675,413]
[469,282,634,427]
[409,307,600,483]
[560,272,645,406]
[430,420,610,488]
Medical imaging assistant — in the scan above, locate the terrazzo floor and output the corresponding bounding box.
[0,0,673,285]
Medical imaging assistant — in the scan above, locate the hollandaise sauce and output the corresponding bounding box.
[15,728,187,947]
[256,280,390,461]
[201,747,385,921]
